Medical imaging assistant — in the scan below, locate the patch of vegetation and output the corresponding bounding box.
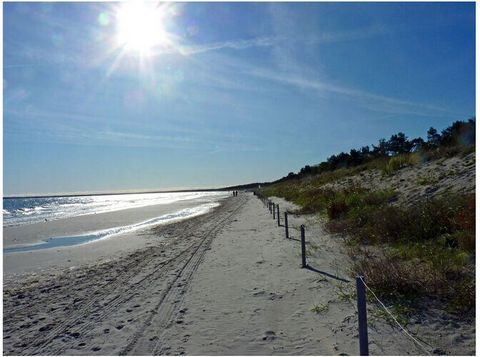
[342,193,475,313]
[263,181,475,313]
[306,242,321,257]
[311,302,329,314]
[258,118,475,316]
[382,153,419,175]
[370,301,414,327]
[262,181,397,219]
[335,283,356,303]
[315,276,328,283]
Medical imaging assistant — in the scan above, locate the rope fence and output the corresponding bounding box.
[251,190,435,356]
[358,277,433,356]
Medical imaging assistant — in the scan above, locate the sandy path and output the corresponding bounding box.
[159,194,363,355]
[158,194,474,356]
[3,195,246,355]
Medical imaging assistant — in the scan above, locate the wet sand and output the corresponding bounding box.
[4,200,221,276]
[4,200,209,247]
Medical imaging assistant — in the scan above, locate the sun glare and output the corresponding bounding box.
[115,2,169,56]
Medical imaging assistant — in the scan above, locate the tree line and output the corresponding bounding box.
[278,118,475,182]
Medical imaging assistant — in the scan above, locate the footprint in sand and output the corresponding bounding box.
[262,331,276,341]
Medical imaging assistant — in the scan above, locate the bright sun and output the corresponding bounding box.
[115,2,169,55]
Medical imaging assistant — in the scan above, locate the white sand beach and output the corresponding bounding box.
[3,193,475,355]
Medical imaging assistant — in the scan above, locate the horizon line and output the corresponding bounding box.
[3,183,264,200]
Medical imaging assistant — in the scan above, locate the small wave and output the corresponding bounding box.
[4,202,219,254]
[4,191,229,227]
[17,208,36,216]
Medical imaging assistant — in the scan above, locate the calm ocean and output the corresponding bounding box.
[3,191,229,227]
[3,191,230,253]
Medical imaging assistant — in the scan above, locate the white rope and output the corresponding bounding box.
[359,277,433,356]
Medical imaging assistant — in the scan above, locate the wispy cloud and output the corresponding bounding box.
[175,25,386,57]
[178,36,279,55]
[4,106,263,151]
[258,4,448,117]
[245,68,456,117]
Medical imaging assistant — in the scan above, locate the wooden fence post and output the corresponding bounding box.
[277,205,280,226]
[284,212,289,238]
[356,276,369,356]
[300,225,306,268]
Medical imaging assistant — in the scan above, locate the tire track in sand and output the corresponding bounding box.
[120,195,247,355]
[5,196,245,355]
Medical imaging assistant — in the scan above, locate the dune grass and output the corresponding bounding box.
[260,173,475,313]
[382,153,420,175]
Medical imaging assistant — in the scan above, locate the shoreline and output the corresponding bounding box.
[4,188,238,200]
[3,197,229,277]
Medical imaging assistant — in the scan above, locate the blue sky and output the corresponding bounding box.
[4,2,475,195]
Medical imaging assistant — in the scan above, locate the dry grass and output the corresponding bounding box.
[262,177,475,314]
[382,153,420,175]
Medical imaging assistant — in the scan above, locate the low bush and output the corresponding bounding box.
[353,245,474,313]
[424,144,475,161]
[345,194,475,313]
[260,170,475,314]
[352,252,431,300]
[382,153,419,175]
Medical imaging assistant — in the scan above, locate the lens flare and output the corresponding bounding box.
[98,12,110,26]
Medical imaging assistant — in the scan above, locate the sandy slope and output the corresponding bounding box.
[324,152,475,206]
[3,193,474,355]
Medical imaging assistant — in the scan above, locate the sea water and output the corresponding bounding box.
[3,191,230,253]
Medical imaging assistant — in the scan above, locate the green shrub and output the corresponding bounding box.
[451,231,475,253]
[424,144,475,161]
[448,277,475,313]
[382,153,419,175]
[260,168,475,314]
[353,246,474,313]
[327,198,348,219]
[352,252,429,300]
[346,194,476,313]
